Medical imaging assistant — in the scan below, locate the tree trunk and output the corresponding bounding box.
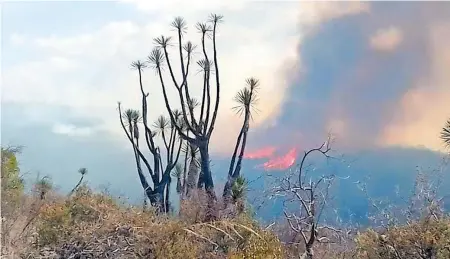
[300,251,312,259]
[232,126,248,179]
[300,246,313,259]
[181,133,190,198]
[68,175,84,197]
[165,178,171,213]
[236,199,245,214]
[223,127,244,204]
[198,143,216,201]
[186,160,199,194]
[223,111,249,203]
[222,180,233,204]
[197,168,205,189]
[197,142,217,220]
[176,177,182,194]
[151,187,165,213]
[132,145,159,207]
[143,193,148,211]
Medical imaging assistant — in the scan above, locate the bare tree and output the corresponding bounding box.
[357,159,448,231]
[271,136,347,259]
[355,160,449,259]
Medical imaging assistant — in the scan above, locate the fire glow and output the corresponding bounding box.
[246,146,298,171]
[244,146,276,159]
[263,148,297,170]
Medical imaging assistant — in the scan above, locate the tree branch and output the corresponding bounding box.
[207,15,222,138]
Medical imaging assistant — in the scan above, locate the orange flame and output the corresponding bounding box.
[244,146,277,159]
[262,148,297,170]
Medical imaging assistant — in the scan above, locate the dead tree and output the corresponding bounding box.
[355,159,449,259]
[357,158,448,230]
[272,135,347,259]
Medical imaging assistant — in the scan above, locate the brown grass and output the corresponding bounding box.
[4,186,283,259]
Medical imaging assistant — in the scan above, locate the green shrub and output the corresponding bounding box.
[1,147,25,207]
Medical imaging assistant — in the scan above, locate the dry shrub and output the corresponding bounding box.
[272,219,356,259]
[19,186,284,259]
[1,148,64,257]
[178,189,249,223]
[178,190,211,224]
[356,216,450,259]
[2,147,25,253]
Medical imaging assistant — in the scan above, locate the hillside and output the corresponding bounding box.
[2,2,450,258]
[3,146,450,259]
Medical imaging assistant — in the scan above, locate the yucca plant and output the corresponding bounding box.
[231,176,247,214]
[35,176,53,200]
[224,78,259,203]
[182,142,201,195]
[441,119,450,149]
[118,103,157,209]
[147,15,225,203]
[68,167,88,197]
[171,163,184,194]
[121,14,261,215]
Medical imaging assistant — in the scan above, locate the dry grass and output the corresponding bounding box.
[4,152,447,258]
[355,217,450,259]
[2,189,63,258]
[1,184,357,259]
[6,186,283,259]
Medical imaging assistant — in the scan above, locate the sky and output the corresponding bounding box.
[2,1,450,202]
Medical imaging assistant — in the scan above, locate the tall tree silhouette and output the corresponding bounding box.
[68,167,87,197]
[147,15,224,202]
[117,60,183,212]
[124,15,259,215]
[223,78,259,203]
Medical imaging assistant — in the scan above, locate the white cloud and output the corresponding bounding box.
[52,123,94,137]
[2,1,370,154]
[297,1,370,28]
[370,26,403,52]
[119,0,245,13]
[10,33,27,45]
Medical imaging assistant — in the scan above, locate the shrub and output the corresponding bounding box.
[356,217,450,259]
[1,147,25,213]
[1,147,27,256]
[37,203,71,246]
[21,186,285,258]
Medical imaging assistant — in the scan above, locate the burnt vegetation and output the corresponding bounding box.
[2,14,450,259]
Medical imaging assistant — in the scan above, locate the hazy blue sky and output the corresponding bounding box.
[2,1,450,202]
